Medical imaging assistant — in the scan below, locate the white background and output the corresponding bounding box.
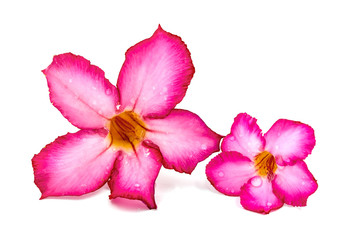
[1,0,345,239]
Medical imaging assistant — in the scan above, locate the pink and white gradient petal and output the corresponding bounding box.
[206,152,256,196]
[272,161,318,206]
[108,143,162,209]
[117,25,195,118]
[240,177,284,214]
[43,53,119,129]
[221,113,265,160]
[264,119,316,165]
[145,109,222,174]
[32,129,117,198]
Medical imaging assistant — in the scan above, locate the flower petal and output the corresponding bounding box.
[272,161,318,206]
[264,119,316,165]
[43,53,119,129]
[145,109,221,174]
[221,113,265,160]
[108,142,162,209]
[240,177,284,214]
[117,25,195,118]
[206,152,256,196]
[32,129,117,198]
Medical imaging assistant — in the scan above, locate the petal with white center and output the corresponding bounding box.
[272,160,318,206]
[221,113,265,160]
[43,53,119,129]
[264,119,315,165]
[117,25,195,118]
[206,152,256,196]
[145,109,221,174]
[108,143,162,209]
[32,129,117,198]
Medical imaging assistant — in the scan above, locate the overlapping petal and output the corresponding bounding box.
[117,25,195,118]
[221,113,265,160]
[145,109,221,174]
[240,177,284,214]
[32,129,117,198]
[272,161,318,206]
[264,119,316,165]
[43,53,119,129]
[206,152,256,196]
[108,143,162,209]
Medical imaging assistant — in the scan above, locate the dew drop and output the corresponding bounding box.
[134,183,140,188]
[68,78,73,83]
[106,88,112,95]
[301,181,306,186]
[201,144,207,150]
[230,136,235,141]
[275,145,279,150]
[218,171,224,177]
[251,176,262,187]
[116,104,121,110]
[98,110,103,115]
[163,96,168,101]
[267,202,272,207]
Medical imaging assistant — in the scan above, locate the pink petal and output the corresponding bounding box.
[272,161,318,206]
[240,177,284,214]
[43,53,119,129]
[206,152,256,196]
[32,129,117,198]
[221,113,265,160]
[145,109,222,174]
[117,25,195,118]
[108,142,162,209]
[264,119,316,165]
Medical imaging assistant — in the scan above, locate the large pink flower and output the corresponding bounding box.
[206,113,317,214]
[32,26,221,209]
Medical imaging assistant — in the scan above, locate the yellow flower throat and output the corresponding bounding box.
[108,111,147,151]
[254,151,277,180]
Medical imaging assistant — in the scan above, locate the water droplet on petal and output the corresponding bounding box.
[251,176,262,187]
[230,136,235,141]
[134,183,140,188]
[301,181,306,186]
[267,202,272,207]
[116,104,121,110]
[218,171,224,177]
[201,144,207,150]
[106,88,112,95]
[68,79,73,83]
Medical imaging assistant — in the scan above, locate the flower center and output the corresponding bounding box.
[108,111,146,151]
[254,151,277,180]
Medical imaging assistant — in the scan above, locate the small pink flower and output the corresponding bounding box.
[32,26,221,209]
[206,113,317,214]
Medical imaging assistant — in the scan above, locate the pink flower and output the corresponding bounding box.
[32,26,221,209]
[206,113,317,214]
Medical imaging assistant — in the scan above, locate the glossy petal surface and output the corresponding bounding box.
[32,129,117,198]
[206,152,256,196]
[264,119,316,165]
[117,26,195,118]
[240,177,284,214]
[43,53,119,129]
[108,143,162,209]
[145,109,221,173]
[221,113,265,160]
[273,161,318,206]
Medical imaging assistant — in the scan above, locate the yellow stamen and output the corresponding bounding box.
[254,151,277,180]
[107,111,146,151]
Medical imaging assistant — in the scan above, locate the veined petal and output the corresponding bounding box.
[108,143,162,209]
[272,161,318,206]
[240,177,284,214]
[117,25,195,118]
[206,152,256,196]
[32,129,117,198]
[43,53,119,129]
[221,113,265,160]
[264,119,316,165]
[145,109,221,174]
